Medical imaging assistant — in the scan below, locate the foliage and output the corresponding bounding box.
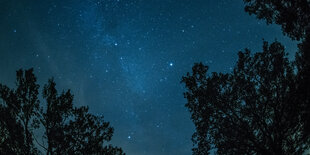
[243,0,310,41]
[0,69,124,155]
[0,84,26,154]
[244,0,310,141]
[0,69,40,155]
[182,41,310,154]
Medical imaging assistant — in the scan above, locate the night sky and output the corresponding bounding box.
[0,0,297,154]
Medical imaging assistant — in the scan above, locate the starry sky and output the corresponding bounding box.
[0,0,297,154]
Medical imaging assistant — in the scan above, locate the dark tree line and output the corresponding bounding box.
[0,69,124,155]
[182,0,310,154]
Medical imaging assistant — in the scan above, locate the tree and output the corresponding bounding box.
[243,0,310,138]
[0,84,27,154]
[41,79,74,154]
[41,80,124,154]
[243,0,310,64]
[182,41,310,154]
[243,0,310,41]
[0,69,125,155]
[0,69,40,155]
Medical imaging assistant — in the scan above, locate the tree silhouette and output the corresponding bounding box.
[243,0,310,41]
[243,0,310,139]
[0,69,124,155]
[0,84,27,154]
[41,79,74,154]
[182,41,310,154]
[0,69,40,155]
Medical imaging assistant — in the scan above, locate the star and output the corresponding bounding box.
[169,62,173,66]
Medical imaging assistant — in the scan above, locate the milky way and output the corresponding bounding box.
[0,0,297,154]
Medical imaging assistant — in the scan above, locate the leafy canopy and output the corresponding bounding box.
[0,69,125,155]
[182,41,310,154]
[243,0,310,41]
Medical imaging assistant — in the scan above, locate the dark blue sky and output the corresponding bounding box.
[0,0,297,154]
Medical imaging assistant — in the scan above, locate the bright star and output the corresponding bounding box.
[169,62,173,66]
